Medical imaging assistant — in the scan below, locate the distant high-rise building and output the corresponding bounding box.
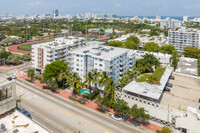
[160,19,182,30]
[53,9,59,18]
[183,16,190,23]
[109,14,117,19]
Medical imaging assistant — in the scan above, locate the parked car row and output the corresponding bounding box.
[164,76,175,92]
[7,75,17,81]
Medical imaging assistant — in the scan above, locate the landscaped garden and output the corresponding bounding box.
[18,40,54,51]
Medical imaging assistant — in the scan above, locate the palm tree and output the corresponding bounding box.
[104,79,118,105]
[118,76,128,89]
[84,72,94,93]
[58,69,70,89]
[69,72,82,94]
[98,71,110,89]
[92,69,100,90]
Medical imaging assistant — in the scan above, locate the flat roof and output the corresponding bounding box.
[175,57,198,76]
[123,67,173,100]
[71,44,130,60]
[0,110,49,133]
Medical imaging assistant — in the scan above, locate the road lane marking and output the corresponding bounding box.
[17,94,112,133]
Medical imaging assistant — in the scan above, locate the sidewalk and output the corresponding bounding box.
[15,71,164,132]
[0,64,23,70]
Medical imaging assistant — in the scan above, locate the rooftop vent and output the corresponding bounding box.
[83,50,89,53]
[96,52,101,56]
[110,47,114,51]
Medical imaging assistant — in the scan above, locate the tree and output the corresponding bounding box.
[113,99,130,117]
[183,46,200,59]
[149,30,159,36]
[0,48,12,60]
[156,126,172,133]
[146,75,160,85]
[43,61,69,83]
[143,42,160,52]
[69,72,82,94]
[126,36,140,44]
[104,79,117,105]
[6,54,22,65]
[98,71,110,88]
[159,45,176,55]
[91,69,100,90]
[58,69,70,89]
[27,68,35,80]
[123,42,139,50]
[171,50,179,70]
[105,40,123,47]
[84,72,94,93]
[21,53,31,61]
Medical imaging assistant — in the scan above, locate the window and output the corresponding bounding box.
[0,87,12,101]
[99,64,102,67]
[76,68,79,71]
[77,59,79,62]
[76,64,79,67]
[99,59,102,61]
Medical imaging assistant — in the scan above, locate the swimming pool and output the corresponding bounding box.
[80,89,91,95]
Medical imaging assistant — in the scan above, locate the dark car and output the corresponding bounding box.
[164,87,170,92]
[7,77,12,81]
[169,76,175,80]
[167,83,173,88]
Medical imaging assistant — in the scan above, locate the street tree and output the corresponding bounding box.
[27,68,35,80]
[143,42,160,52]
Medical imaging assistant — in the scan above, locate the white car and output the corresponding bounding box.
[12,75,17,79]
[111,114,122,122]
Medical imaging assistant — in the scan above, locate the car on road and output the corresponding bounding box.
[111,114,122,122]
[167,83,173,88]
[7,77,12,81]
[12,75,17,79]
[169,76,175,80]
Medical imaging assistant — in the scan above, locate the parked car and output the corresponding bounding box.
[169,76,175,80]
[111,114,122,122]
[167,83,173,88]
[164,87,171,92]
[7,77,12,81]
[12,75,17,79]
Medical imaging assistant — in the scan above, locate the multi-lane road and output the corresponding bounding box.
[0,67,153,133]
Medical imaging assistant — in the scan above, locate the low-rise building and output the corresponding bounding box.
[69,45,136,83]
[31,37,86,71]
[132,50,172,66]
[160,19,182,30]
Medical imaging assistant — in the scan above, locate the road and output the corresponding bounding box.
[0,67,152,133]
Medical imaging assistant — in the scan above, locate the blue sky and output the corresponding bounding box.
[1,0,200,16]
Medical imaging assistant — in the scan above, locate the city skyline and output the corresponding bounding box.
[1,0,200,16]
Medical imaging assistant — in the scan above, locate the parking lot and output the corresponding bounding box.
[161,74,200,112]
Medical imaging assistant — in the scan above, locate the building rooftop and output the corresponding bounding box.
[123,67,173,100]
[133,50,172,58]
[175,57,198,76]
[0,110,49,133]
[71,44,130,60]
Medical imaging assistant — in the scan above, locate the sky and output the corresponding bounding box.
[1,0,200,16]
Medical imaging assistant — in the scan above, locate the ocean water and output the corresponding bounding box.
[117,16,199,20]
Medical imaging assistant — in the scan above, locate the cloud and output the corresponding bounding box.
[115,2,121,7]
[28,1,42,6]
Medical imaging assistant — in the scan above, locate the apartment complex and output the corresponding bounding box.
[69,45,135,83]
[31,37,86,71]
[160,19,182,30]
[168,27,200,53]
[132,50,172,66]
[0,81,16,115]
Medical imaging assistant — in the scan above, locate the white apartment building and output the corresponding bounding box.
[168,27,200,53]
[183,16,190,23]
[160,19,182,30]
[132,50,172,66]
[31,37,86,71]
[69,45,135,83]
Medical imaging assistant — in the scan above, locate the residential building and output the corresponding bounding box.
[0,81,16,115]
[168,27,200,53]
[31,37,86,71]
[109,14,117,19]
[53,9,59,18]
[69,45,135,83]
[183,16,190,23]
[160,19,182,30]
[132,50,172,66]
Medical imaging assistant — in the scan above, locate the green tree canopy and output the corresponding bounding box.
[143,42,160,52]
[6,54,22,65]
[43,61,69,82]
[183,46,200,59]
[0,48,12,60]
[159,45,176,55]
[156,126,172,133]
[105,40,123,47]
[27,68,35,79]
[123,42,139,50]
[171,50,179,70]
[126,36,140,44]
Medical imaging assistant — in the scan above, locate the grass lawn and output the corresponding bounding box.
[76,35,101,41]
[135,67,166,83]
[135,74,151,82]
[18,40,54,51]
